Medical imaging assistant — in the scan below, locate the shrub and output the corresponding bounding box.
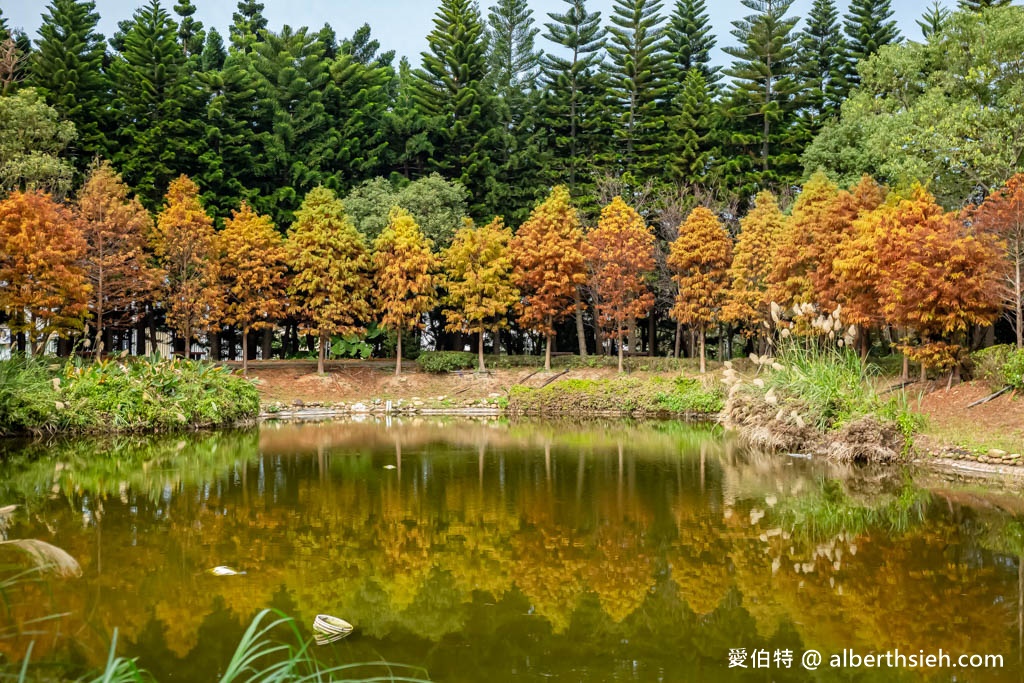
[970,344,1014,389]
[0,356,58,435]
[1004,349,1024,391]
[655,377,725,414]
[416,351,477,373]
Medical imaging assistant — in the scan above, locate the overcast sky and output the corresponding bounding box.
[5,0,955,66]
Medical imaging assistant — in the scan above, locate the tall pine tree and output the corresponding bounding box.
[665,0,719,88]
[605,0,670,183]
[722,0,803,194]
[665,68,715,186]
[229,0,267,53]
[412,0,502,218]
[30,0,110,165]
[173,0,205,59]
[797,0,845,134]
[840,0,900,94]
[917,2,950,39]
[540,0,607,207]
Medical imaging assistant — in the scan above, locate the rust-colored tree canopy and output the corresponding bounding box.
[76,160,155,356]
[153,175,222,349]
[722,191,783,337]
[585,197,655,370]
[286,186,374,373]
[0,189,89,354]
[219,201,288,371]
[768,171,838,309]
[373,207,438,374]
[972,173,1024,348]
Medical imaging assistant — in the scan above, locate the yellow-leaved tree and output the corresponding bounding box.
[667,207,733,373]
[722,191,783,343]
[286,186,373,375]
[510,186,586,370]
[218,202,288,374]
[443,217,518,372]
[584,197,655,373]
[153,175,221,355]
[373,207,439,376]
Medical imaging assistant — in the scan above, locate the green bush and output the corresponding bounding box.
[0,355,260,436]
[509,376,722,416]
[1004,349,1024,391]
[416,351,477,373]
[970,344,1014,388]
[655,377,726,414]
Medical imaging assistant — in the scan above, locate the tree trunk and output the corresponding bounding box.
[261,328,273,360]
[699,324,707,375]
[478,328,486,372]
[1017,257,1022,349]
[574,290,587,357]
[136,318,147,356]
[627,315,637,358]
[545,331,552,371]
[617,330,624,373]
[901,353,909,381]
[317,332,326,375]
[183,323,191,359]
[93,308,104,360]
[648,312,656,357]
[242,327,249,375]
[674,322,682,358]
[395,329,403,376]
[920,360,927,383]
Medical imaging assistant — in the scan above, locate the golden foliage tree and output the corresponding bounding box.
[584,197,655,372]
[0,190,88,354]
[218,202,288,374]
[722,191,784,340]
[667,207,733,374]
[153,175,221,354]
[76,160,155,359]
[373,207,439,376]
[509,186,586,370]
[972,173,1024,348]
[443,217,518,372]
[286,186,373,375]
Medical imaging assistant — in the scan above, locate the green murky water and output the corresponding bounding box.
[1,419,1023,682]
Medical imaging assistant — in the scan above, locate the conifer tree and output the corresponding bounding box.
[488,0,543,97]
[153,175,221,353]
[666,68,714,186]
[959,0,1012,10]
[917,2,950,39]
[722,191,784,339]
[668,207,732,373]
[229,0,267,53]
[341,24,395,67]
[30,0,110,163]
[413,0,502,218]
[605,0,670,180]
[76,160,155,358]
[218,202,288,374]
[840,0,900,94]
[174,0,205,59]
[798,0,845,131]
[540,0,607,205]
[286,187,373,375]
[200,27,227,71]
[510,186,587,370]
[373,208,439,375]
[722,0,803,193]
[443,217,518,372]
[0,190,89,355]
[109,0,201,208]
[585,197,656,372]
[665,0,719,87]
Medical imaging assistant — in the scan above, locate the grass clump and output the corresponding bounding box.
[508,376,723,416]
[415,351,477,373]
[0,355,260,436]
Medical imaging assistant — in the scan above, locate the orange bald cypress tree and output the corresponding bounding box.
[443,217,518,373]
[972,173,1024,348]
[76,160,155,359]
[584,197,656,373]
[153,175,221,355]
[510,186,586,370]
[0,190,89,354]
[286,186,373,375]
[668,207,733,374]
[218,202,288,374]
[373,207,439,376]
[722,191,784,341]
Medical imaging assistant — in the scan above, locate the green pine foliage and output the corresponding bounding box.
[959,0,1012,10]
[840,0,901,93]
[173,0,205,59]
[200,27,227,71]
[721,0,803,195]
[665,0,719,88]
[229,0,267,52]
[798,0,845,132]
[412,0,502,219]
[29,0,110,164]
[539,0,608,210]
[917,2,950,39]
[605,0,670,182]
[665,68,715,186]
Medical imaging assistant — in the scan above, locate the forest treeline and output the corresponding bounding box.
[0,0,1023,375]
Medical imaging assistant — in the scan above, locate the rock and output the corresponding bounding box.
[350,402,370,413]
[1010,453,1021,459]
[988,449,1008,458]
[413,400,424,407]
[292,399,305,407]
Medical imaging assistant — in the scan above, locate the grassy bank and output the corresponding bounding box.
[508,376,724,417]
[0,355,260,436]
[721,346,922,463]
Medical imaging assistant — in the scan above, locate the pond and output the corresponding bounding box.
[0,418,1022,682]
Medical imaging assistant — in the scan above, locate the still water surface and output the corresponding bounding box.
[1,419,1023,682]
